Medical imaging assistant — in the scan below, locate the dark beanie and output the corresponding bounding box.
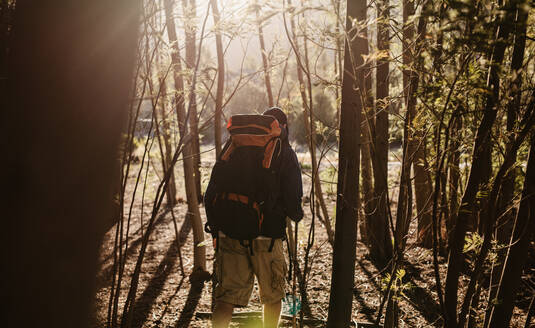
[263,107,289,141]
[263,107,287,125]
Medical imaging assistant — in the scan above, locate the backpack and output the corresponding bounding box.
[205,114,284,250]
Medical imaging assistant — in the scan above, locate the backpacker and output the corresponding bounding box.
[204,114,284,249]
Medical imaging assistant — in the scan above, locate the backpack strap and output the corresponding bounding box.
[268,238,275,252]
[262,137,281,168]
[213,236,220,252]
[219,139,233,162]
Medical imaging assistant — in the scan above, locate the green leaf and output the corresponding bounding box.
[476,190,489,199]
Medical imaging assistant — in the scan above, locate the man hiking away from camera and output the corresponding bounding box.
[204,107,304,328]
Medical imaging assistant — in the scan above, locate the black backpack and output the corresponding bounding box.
[205,114,284,248]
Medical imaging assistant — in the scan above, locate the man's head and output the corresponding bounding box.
[263,107,288,139]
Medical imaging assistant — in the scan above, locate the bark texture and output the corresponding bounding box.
[443,2,515,323]
[488,134,535,327]
[256,1,274,107]
[210,0,225,157]
[326,0,365,325]
[369,0,393,264]
[5,2,140,327]
[182,0,202,201]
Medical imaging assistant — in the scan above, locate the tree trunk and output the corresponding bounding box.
[497,0,528,247]
[394,0,417,255]
[360,123,373,245]
[458,91,535,327]
[403,0,434,249]
[210,0,225,158]
[166,0,206,273]
[287,0,334,246]
[332,0,343,125]
[476,140,493,233]
[182,0,202,201]
[369,0,393,265]
[151,63,178,208]
[486,8,528,325]
[414,138,433,248]
[360,24,373,246]
[160,94,178,207]
[152,8,178,208]
[326,0,365,324]
[447,115,461,237]
[255,1,274,107]
[163,0,186,134]
[384,294,399,328]
[443,1,515,323]
[488,133,534,327]
[393,108,413,256]
[5,1,140,327]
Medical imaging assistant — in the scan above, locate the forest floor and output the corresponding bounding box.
[93,146,535,327]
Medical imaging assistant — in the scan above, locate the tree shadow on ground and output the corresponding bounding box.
[97,208,171,288]
[355,258,383,322]
[131,212,193,327]
[175,281,205,328]
[395,260,441,324]
[131,236,182,328]
[152,275,186,326]
[357,254,442,325]
[353,288,378,323]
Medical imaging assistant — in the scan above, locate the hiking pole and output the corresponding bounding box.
[292,221,298,328]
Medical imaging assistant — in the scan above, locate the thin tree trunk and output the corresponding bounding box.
[369,0,393,265]
[414,137,433,248]
[486,8,529,325]
[360,22,374,246]
[295,8,321,321]
[255,1,274,107]
[166,0,207,276]
[360,123,373,244]
[153,6,178,208]
[286,0,334,246]
[110,13,156,325]
[476,140,493,233]
[182,0,202,201]
[444,2,515,323]
[524,295,535,328]
[384,291,399,328]
[326,0,365,324]
[332,0,342,125]
[163,0,186,135]
[394,0,417,255]
[488,133,535,327]
[154,64,178,208]
[405,0,434,249]
[210,0,225,157]
[393,105,413,255]
[447,115,461,236]
[161,101,178,207]
[335,0,343,124]
[458,94,535,327]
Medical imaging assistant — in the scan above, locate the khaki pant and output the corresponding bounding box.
[213,237,287,306]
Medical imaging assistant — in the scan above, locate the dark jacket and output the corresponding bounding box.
[204,139,303,239]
